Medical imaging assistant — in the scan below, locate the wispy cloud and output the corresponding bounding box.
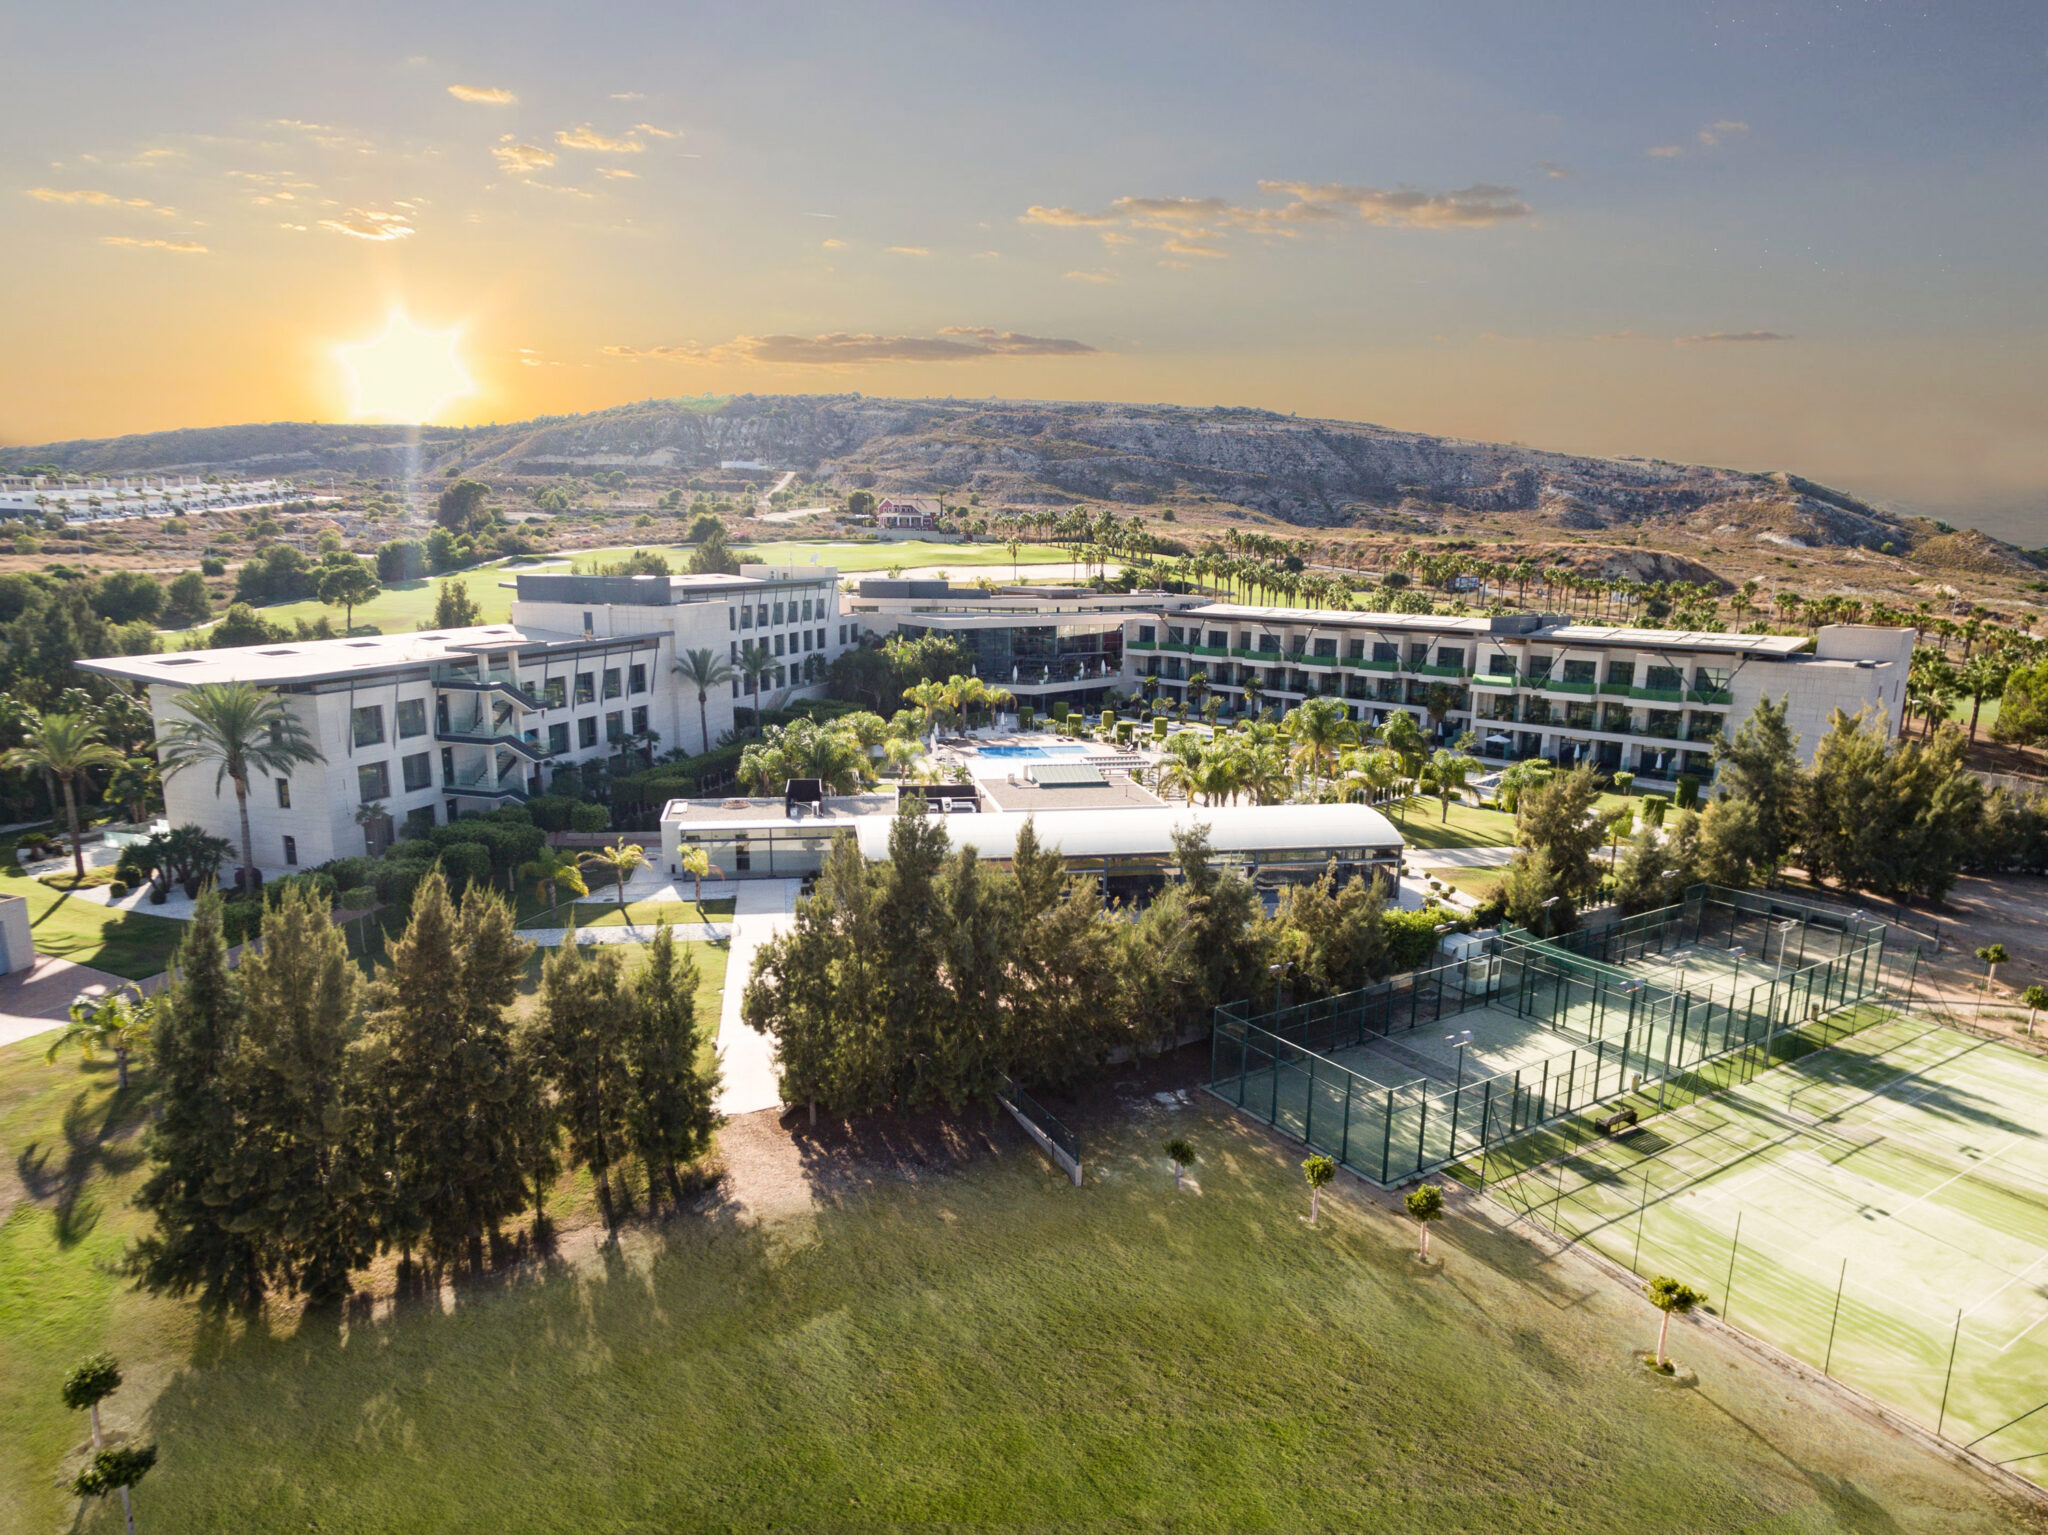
[101,235,206,253]
[602,327,1099,367]
[270,119,375,154]
[632,123,676,139]
[1537,161,1569,180]
[885,245,930,256]
[318,207,416,241]
[25,187,177,216]
[820,237,846,249]
[493,140,557,174]
[1064,269,1118,283]
[556,125,645,154]
[610,91,645,101]
[1023,178,1532,261]
[1697,119,1750,148]
[1676,330,1792,345]
[597,167,637,180]
[448,84,517,104]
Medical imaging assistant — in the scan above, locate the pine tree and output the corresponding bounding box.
[362,872,539,1275]
[1004,818,1126,1085]
[227,884,377,1303]
[1710,695,1803,877]
[533,938,635,1234]
[743,834,879,1118]
[130,894,266,1313]
[625,924,719,1208]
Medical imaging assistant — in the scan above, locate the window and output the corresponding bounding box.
[1208,630,1227,649]
[1406,643,1429,666]
[773,601,784,625]
[283,835,298,867]
[631,705,649,734]
[1258,634,1280,653]
[578,717,598,748]
[275,778,291,809]
[1562,659,1597,683]
[1436,647,1465,670]
[1526,654,1554,681]
[543,676,566,709]
[396,698,427,739]
[603,667,622,700]
[839,623,849,644]
[773,634,785,657]
[774,665,787,689]
[540,721,564,753]
[1606,661,1635,687]
[1312,637,1337,658]
[729,608,737,631]
[1487,654,1514,675]
[441,747,454,784]
[575,671,595,705]
[629,663,647,694]
[801,599,813,622]
[756,603,768,627]
[581,611,594,632]
[1346,639,1365,659]
[402,752,433,792]
[740,606,752,629]
[357,761,390,801]
[1645,665,1684,693]
[816,629,825,651]
[1373,642,1399,663]
[1167,625,1185,643]
[351,704,385,748]
[605,711,624,742]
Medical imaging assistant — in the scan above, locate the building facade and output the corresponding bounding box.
[874,496,941,531]
[1127,604,1913,786]
[79,566,850,874]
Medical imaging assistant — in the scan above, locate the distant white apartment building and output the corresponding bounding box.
[1127,604,1913,787]
[77,566,849,873]
[0,475,306,523]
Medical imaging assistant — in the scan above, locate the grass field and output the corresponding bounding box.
[516,897,735,931]
[1393,793,1638,852]
[0,861,187,981]
[1490,1013,2048,1475]
[4,1040,2040,1531]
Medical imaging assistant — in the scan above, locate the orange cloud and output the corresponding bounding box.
[448,84,517,104]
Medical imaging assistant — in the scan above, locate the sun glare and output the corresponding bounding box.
[335,310,474,423]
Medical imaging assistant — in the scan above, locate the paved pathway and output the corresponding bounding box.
[714,879,802,1116]
[0,957,134,1047]
[518,922,732,947]
[1404,846,1518,870]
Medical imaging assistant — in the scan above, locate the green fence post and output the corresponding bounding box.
[1722,1211,1742,1326]
[1823,1258,1847,1376]
[1304,1054,1317,1147]
[1415,1087,1429,1171]
[1938,1308,1963,1439]
[1631,1163,1651,1273]
[1340,1074,1354,1167]
[1380,1088,1396,1183]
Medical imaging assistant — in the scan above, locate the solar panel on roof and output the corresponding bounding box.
[1028,762,1107,787]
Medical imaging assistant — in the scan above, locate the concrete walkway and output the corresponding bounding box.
[0,957,134,1047]
[1404,846,1519,870]
[714,878,801,1117]
[519,922,732,947]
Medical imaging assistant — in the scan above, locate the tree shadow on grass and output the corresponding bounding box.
[12,1065,150,1247]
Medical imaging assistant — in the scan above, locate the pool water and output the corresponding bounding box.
[972,743,1094,760]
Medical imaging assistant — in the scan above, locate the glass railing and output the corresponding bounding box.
[1688,687,1735,706]
[1471,670,1519,687]
[1542,678,1598,695]
[1347,657,1401,673]
[1408,662,1469,678]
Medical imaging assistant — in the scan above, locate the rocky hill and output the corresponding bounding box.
[5,394,2015,564]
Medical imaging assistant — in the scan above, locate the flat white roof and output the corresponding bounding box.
[77,623,600,688]
[851,803,1402,862]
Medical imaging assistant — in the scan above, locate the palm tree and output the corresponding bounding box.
[903,678,952,739]
[3,713,127,880]
[579,838,648,923]
[1418,748,1478,822]
[156,681,324,889]
[673,647,735,754]
[678,843,723,913]
[45,988,153,1091]
[733,641,776,735]
[1376,710,1426,779]
[518,847,588,915]
[1286,696,1352,786]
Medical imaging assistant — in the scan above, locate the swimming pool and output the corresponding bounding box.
[972,743,1094,761]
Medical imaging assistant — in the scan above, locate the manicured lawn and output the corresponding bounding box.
[1392,792,1639,852]
[2,1042,2035,1533]
[558,537,1078,576]
[516,897,736,931]
[218,566,521,636]
[0,865,188,981]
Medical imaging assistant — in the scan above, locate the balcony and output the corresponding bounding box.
[438,728,554,762]
[1598,681,1636,697]
[1470,671,1519,689]
[1686,722,1726,744]
[1407,662,1469,679]
[1631,686,1687,705]
[1688,687,1735,707]
[1164,640,1232,659]
[1231,645,1281,661]
[1540,678,1598,696]
[1347,656,1401,673]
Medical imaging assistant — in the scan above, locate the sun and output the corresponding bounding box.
[335,310,474,423]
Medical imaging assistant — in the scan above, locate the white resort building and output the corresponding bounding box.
[78,567,850,873]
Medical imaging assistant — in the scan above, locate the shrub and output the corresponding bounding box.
[1674,774,1700,811]
[1641,793,1671,827]
[339,885,376,910]
[1384,905,1466,971]
[220,899,264,946]
[1153,716,1169,741]
[1018,706,1035,729]
[108,881,128,898]
[569,802,611,833]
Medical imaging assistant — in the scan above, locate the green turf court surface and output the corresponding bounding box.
[1492,1013,2048,1480]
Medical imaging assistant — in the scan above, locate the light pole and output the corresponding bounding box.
[1269,959,1292,1015]
[1541,895,1561,942]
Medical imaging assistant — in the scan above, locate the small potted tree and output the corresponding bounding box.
[1405,1182,1444,1259]
[2024,984,2048,1037]
[1165,1137,1194,1193]
[1303,1154,1335,1225]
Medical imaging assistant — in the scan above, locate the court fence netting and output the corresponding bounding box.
[1486,1013,2048,1480]
[1207,884,1896,1187]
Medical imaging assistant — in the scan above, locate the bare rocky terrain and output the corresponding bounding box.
[9,394,2044,614]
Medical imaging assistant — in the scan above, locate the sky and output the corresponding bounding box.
[3,0,2044,536]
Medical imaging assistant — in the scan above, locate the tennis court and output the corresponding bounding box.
[1493,1013,2048,1479]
